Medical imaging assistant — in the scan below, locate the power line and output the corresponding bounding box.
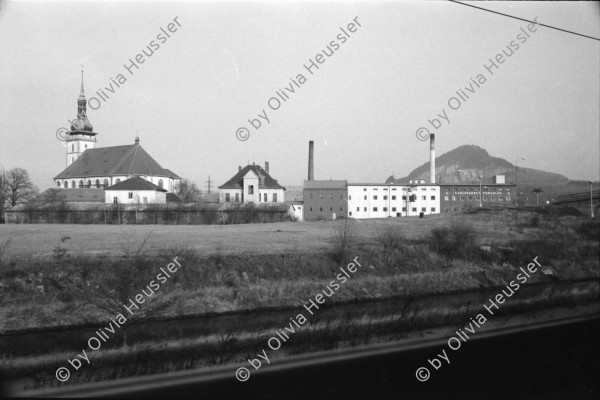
[448,0,600,42]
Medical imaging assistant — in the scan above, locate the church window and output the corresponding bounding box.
[95,179,100,188]
[71,180,75,188]
[63,181,68,188]
[158,179,163,188]
[79,180,83,188]
[56,182,61,187]
[86,180,91,188]
[103,179,108,188]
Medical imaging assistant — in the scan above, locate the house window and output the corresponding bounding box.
[422,196,426,200]
[71,180,75,188]
[364,195,367,200]
[79,180,83,188]
[392,196,396,200]
[235,193,239,202]
[143,197,148,203]
[158,179,163,188]
[87,180,91,188]
[431,207,436,212]
[402,207,406,211]
[373,207,378,212]
[431,196,436,200]
[248,185,254,194]
[95,179,100,188]
[392,207,396,212]
[373,195,378,200]
[363,188,367,191]
[264,193,267,202]
[356,207,359,211]
[225,193,230,202]
[383,196,388,200]
[113,197,118,204]
[402,196,406,200]
[421,207,426,212]
[412,207,417,212]
[320,207,323,211]
[128,192,133,199]
[349,195,352,200]
[349,212,352,216]
[383,207,388,212]
[56,181,61,187]
[364,207,367,211]
[273,193,278,202]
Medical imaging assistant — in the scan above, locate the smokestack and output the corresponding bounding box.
[430,133,436,184]
[308,140,314,181]
[265,161,269,174]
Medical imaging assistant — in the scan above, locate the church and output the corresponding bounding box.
[53,72,180,194]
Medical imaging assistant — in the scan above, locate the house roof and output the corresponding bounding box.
[303,180,347,189]
[54,144,176,179]
[218,164,285,190]
[105,176,167,192]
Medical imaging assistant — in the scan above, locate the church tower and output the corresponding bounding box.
[66,69,98,166]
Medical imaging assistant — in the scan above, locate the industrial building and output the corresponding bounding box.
[438,175,516,212]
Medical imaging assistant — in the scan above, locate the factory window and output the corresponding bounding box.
[444,196,449,201]
[412,207,417,212]
[452,196,456,201]
[422,196,426,200]
[392,207,396,212]
[498,197,503,201]
[357,207,359,211]
[431,207,436,212]
[432,188,436,191]
[483,196,488,201]
[225,193,230,202]
[383,207,388,212]
[392,196,396,200]
[475,195,480,201]
[421,207,426,212]
[373,195,378,200]
[402,196,407,200]
[431,196,436,200]
[491,196,496,201]
[248,185,254,194]
[364,207,367,211]
[320,207,323,211]
[329,194,333,199]
[320,194,323,199]
[373,207,378,212]
[349,195,352,200]
[467,196,473,201]
[460,196,464,201]
[383,196,388,200]
[235,193,240,202]
[506,196,511,201]
[364,195,367,200]
[402,207,406,211]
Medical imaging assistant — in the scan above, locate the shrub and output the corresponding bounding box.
[331,218,357,264]
[377,225,405,250]
[429,221,479,260]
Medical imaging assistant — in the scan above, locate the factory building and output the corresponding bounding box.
[303,180,348,220]
[347,183,439,218]
[438,175,516,212]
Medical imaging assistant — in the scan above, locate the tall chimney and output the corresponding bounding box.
[265,161,269,174]
[308,140,314,181]
[430,133,436,184]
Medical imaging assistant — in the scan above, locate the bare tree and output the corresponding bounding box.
[4,167,37,206]
[174,178,203,203]
[0,168,7,221]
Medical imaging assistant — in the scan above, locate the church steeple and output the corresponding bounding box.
[77,68,87,117]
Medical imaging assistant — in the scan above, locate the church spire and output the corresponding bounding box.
[77,67,87,117]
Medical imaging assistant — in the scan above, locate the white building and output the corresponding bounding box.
[218,162,286,204]
[104,176,167,204]
[287,201,304,221]
[347,183,439,219]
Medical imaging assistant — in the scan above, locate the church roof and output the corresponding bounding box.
[54,144,176,179]
[105,176,167,192]
[218,164,285,190]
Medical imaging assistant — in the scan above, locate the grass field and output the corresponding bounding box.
[0,209,542,258]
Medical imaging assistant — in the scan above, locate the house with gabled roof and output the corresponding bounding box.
[104,176,167,204]
[218,162,286,204]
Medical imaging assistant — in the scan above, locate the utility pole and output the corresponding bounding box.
[532,188,543,206]
[205,175,212,194]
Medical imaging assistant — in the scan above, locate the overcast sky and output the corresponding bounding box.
[1,0,598,191]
